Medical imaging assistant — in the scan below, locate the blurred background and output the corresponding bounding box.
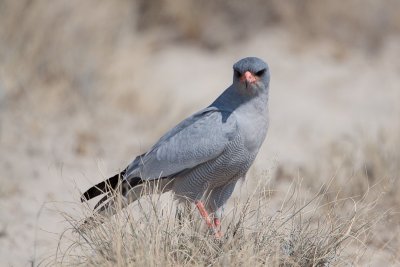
[0,0,399,265]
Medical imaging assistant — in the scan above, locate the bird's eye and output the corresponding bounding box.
[234,70,241,78]
[255,69,266,76]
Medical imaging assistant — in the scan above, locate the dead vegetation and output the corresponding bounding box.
[47,175,380,267]
[273,130,400,264]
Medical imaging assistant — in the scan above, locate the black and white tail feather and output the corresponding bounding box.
[80,166,175,228]
[80,168,143,226]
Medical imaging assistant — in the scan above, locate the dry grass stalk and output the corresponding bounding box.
[43,176,380,267]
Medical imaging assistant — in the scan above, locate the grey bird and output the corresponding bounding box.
[81,57,270,237]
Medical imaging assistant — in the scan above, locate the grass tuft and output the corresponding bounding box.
[46,177,379,266]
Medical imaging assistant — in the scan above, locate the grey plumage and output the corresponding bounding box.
[81,57,270,227]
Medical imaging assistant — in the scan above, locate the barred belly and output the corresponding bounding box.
[172,135,256,201]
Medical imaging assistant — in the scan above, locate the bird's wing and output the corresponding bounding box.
[125,106,237,180]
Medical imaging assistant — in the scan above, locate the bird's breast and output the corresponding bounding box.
[233,106,269,153]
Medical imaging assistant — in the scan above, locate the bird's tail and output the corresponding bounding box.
[81,168,127,202]
[80,169,174,227]
[80,168,143,218]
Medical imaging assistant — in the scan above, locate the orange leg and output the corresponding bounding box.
[195,201,213,227]
[213,218,223,238]
[195,201,222,238]
[213,218,221,228]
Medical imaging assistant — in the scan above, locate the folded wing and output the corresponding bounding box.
[125,106,237,180]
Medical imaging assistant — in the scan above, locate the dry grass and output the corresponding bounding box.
[274,130,400,264]
[43,174,382,266]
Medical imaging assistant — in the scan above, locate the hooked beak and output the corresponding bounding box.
[240,71,257,88]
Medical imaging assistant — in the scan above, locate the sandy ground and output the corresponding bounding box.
[1,30,400,266]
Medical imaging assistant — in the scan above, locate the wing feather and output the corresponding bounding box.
[125,107,236,180]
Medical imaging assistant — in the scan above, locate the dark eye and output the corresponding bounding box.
[255,69,266,76]
[234,70,241,78]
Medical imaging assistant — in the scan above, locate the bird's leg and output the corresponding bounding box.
[195,201,213,227]
[213,217,223,238]
[195,201,221,238]
[213,218,221,227]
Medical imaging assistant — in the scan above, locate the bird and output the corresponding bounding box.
[81,57,270,237]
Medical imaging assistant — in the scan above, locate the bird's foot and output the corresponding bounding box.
[213,218,223,238]
[195,201,224,239]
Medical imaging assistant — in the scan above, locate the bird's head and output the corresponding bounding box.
[232,57,270,96]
